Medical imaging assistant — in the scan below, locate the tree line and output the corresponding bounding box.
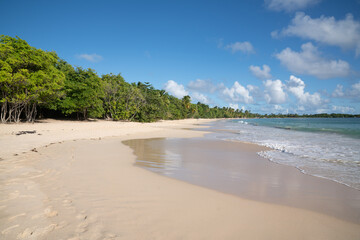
[0,35,253,123]
[1,35,358,123]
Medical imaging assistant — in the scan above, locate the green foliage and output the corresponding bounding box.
[1,35,359,123]
[135,82,168,122]
[102,74,145,120]
[0,35,65,122]
[56,63,104,119]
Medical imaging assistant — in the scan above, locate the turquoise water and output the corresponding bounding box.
[242,118,360,139]
[212,118,360,190]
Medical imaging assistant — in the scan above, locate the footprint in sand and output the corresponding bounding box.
[17,224,57,239]
[104,233,118,240]
[62,199,73,207]
[44,207,58,218]
[75,212,91,233]
[76,213,88,221]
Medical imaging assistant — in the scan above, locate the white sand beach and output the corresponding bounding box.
[1,119,359,240]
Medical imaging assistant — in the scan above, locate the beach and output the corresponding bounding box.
[1,119,360,240]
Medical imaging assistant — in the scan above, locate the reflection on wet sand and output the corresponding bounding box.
[123,137,360,224]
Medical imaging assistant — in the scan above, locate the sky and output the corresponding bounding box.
[1,0,360,114]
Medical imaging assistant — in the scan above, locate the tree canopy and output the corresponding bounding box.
[0,35,65,122]
[0,35,358,123]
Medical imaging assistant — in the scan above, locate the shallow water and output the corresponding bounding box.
[124,136,360,223]
[210,118,360,190]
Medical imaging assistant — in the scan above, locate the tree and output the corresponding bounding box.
[56,64,104,119]
[0,35,65,122]
[102,73,145,121]
[135,82,168,122]
[182,95,191,118]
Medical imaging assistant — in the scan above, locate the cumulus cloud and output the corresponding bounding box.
[249,64,272,80]
[349,81,360,98]
[332,84,344,97]
[265,0,320,12]
[76,53,103,62]
[263,79,287,104]
[331,105,355,113]
[276,42,350,79]
[191,92,212,104]
[222,82,253,103]
[225,41,255,54]
[164,80,189,99]
[229,103,239,110]
[187,79,219,93]
[331,81,360,100]
[286,75,322,106]
[275,12,360,56]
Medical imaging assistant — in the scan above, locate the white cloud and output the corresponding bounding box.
[247,84,258,93]
[349,81,360,98]
[191,92,212,104]
[222,81,253,104]
[247,84,263,101]
[187,79,219,93]
[331,105,355,113]
[274,105,283,110]
[265,0,320,12]
[330,81,360,100]
[229,103,239,110]
[332,84,344,97]
[225,41,254,54]
[286,75,322,106]
[249,64,272,80]
[164,80,189,99]
[276,12,360,56]
[276,42,350,79]
[76,53,103,62]
[263,79,287,104]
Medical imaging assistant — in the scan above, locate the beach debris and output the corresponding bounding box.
[15,130,36,136]
[31,148,38,152]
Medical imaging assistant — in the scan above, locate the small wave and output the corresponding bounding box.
[321,158,360,166]
[260,142,291,153]
[221,118,360,191]
[257,151,360,191]
[237,120,248,125]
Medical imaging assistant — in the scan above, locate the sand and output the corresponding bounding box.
[1,119,360,240]
[125,137,360,223]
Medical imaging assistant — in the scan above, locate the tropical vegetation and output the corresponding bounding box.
[0,35,358,123]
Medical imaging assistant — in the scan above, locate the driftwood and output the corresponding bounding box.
[15,130,36,136]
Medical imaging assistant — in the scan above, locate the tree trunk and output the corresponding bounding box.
[25,102,37,123]
[1,101,8,123]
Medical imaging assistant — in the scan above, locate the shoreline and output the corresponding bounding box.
[124,136,360,224]
[1,119,360,239]
[197,122,360,193]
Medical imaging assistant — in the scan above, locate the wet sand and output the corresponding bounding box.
[1,119,360,239]
[124,137,360,224]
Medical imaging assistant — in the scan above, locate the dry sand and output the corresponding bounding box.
[0,119,360,240]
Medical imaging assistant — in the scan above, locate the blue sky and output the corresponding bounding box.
[1,0,360,114]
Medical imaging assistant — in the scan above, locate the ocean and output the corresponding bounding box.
[211,118,360,190]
